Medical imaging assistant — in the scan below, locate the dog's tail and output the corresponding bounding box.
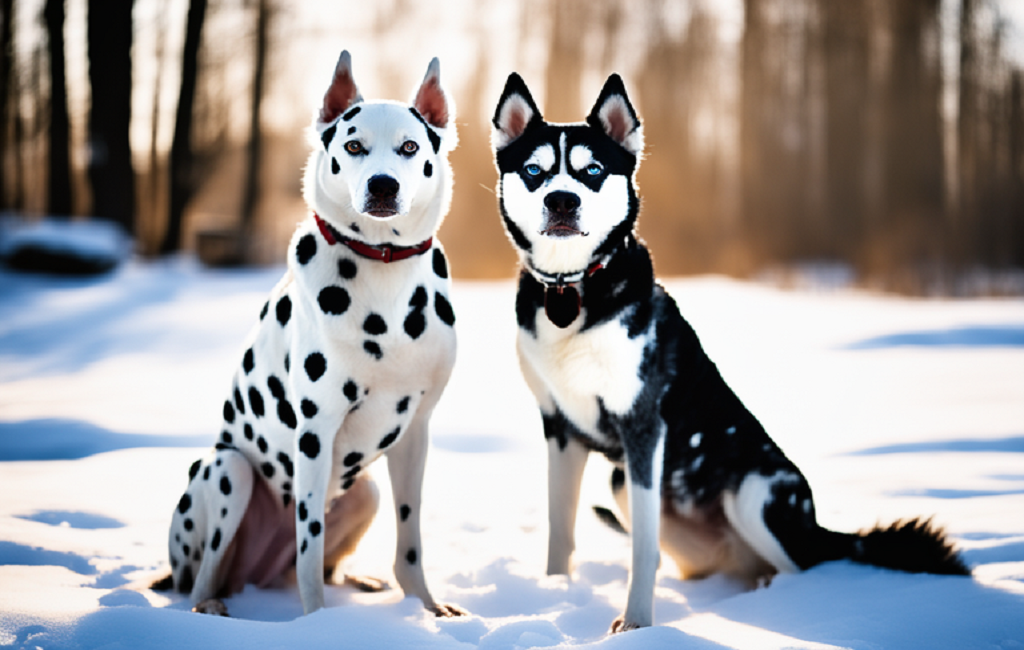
[811,517,969,576]
[593,505,629,535]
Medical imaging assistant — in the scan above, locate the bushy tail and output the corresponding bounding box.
[816,517,970,576]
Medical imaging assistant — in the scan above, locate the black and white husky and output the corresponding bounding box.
[491,73,968,633]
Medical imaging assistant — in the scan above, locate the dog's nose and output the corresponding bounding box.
[368,175,400,199]
[544,191,580,214]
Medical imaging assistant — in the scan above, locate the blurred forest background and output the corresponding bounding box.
[1,0,1023,293]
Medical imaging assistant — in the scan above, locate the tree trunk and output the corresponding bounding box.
[160,0,207,254]
[43,0,72,216]
[239,0,269,240]
[0,0,14,208]
[87,0,135,234]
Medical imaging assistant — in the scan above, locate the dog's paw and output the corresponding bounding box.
[430,602,469,618]
[609,614,644,634]
[192,599,229,616]
[343,574,390,593]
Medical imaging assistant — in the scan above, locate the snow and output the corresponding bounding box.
[1,257,1023,649]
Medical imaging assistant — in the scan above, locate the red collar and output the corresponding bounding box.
[314,213,433,264]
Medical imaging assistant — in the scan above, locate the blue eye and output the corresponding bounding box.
[525,164,542,176]
[585,164,602,176]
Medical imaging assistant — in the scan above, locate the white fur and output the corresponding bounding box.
[545,435,590,575]
[622,431,664,629]
[722,471,801,574]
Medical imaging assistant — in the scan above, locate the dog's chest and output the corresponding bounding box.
[519,307,648,442]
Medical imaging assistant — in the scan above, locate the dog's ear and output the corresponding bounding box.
[412,57,452,130]
[319,50,363,127]
[586,74,643,157]
[492,73,542,151]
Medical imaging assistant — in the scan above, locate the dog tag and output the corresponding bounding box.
[544,285,581,328]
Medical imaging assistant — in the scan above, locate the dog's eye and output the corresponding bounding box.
[585,163,603,176]
[525,164,542,176]
[401,141,419,155]
[344,141,364,155]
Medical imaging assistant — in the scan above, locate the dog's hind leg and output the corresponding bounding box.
[721,470,808,577]
[322,473,381,587]
[169,448,256,615]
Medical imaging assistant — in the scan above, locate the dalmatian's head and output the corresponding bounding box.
[304,51,457,246]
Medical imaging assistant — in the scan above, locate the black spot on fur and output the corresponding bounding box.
[276,296,292,326]
[338,258,357,280]
[178,493,192,514]
[283,494,292,508]
[278,452,294,477]
[305,353,326,382]
[299,432,320,459]
[318,286,350,315]
[347,126,356,135]
[400,504,411,522]
[284,353,290,372]
[407,107,442,152]
[211,528,222,552]
[188,460,201,482]
[261,462,275,478]
[257,436,268,454]
[309,521,322,537]
[221,431,233,445]
[233,388,245,415]
[244,423,254,440]
[223,400,235,424]
[397,396,410,414]
[343,380,358,402]
[344,451,363,466]
[331,157,340,175]
[248,387,265,417]
[259,301,269,320]
[242,348,254,374]
[278,399,297,429]
[378,427,400,450]
[267,375,285,400]
[406,548,417,565]
[432,248,448,279]
[178,564,193,594]
[404,286,428,339]
[203,467,210,481]
[423,160,433,178]
[221,507,228,518]
[298,501,308,521]
[350,223,361,233]
[321,124,337,149]
[363,340,383,359]
[182,544,190,557]
[184,518,194,531]
[342,478,355,490]
[300,539,308,554]
[343,465,360,479]
[296,234,317,265]
[435,292,455,326]
[301,399,318,418]
[363,313,387,335]
[342,106,361,121]
[214,442,233,451]
[220,476,232,496]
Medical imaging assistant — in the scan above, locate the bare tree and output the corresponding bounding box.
[0,0,14,208]
[239,0,270,240]
[160,0,208,254]
[87,0,136,234]
[43,0,72,216]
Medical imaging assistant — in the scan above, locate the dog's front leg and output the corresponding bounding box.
[613,426,665,633]
[386,414,466,617]
[545,426,589,575]
[294,421,342,614]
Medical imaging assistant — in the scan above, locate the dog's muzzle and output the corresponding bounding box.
[539,191,588,237]
[362,174,400,219]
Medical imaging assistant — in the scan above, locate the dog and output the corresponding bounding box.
[161,51,465,618]
[490,72,969,633]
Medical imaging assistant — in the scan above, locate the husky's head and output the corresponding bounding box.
[492,73,643,278]
[303,51,457,246]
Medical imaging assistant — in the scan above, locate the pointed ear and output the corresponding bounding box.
[319,50,363,127]
[411,57,452,129]
[586,74,643,157]
[492,73,542,151]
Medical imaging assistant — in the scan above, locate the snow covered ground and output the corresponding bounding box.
[1,257,1022,649]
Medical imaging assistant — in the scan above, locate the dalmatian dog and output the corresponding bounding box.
[491,72,969,633]
[163,51,465,618]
